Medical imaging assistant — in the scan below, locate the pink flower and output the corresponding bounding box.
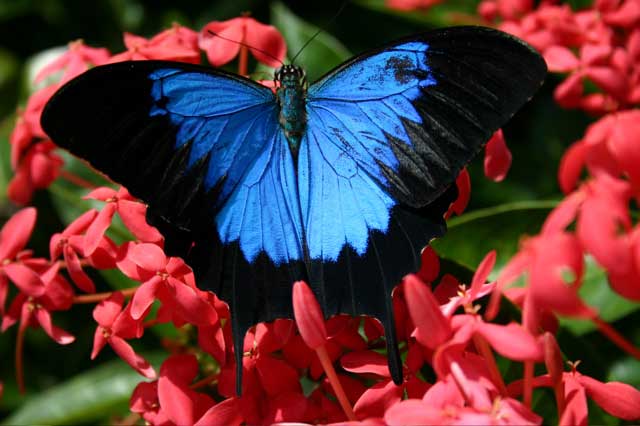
[559,110,640,194]
[50,210,100,293]
[0,208,37,315]
[35,40,110,85]
[2,263,75,344]
[199,17,286,68]
[120,242,217,326]
[109,29,200,63]
[8,141,63,206]
[91,292,155,378]
[83,186,162,256]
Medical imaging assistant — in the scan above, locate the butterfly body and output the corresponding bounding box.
[276,64,307,151]
[41,27,547,393]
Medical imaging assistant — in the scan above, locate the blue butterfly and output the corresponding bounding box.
[41,26,546,392]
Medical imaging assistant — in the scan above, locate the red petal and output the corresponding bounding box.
[64,245,95,293]
[384,399,442,425]
[341,350,391,378]
[130,276,161,320]
[7,166,34,206]
[117,200,162,243]
[542,192,582,235]
[353,379,403,419]
[543,332,564,386]
[417,246,439,283]
[484,129,512,182]
[560,375,588,426]
[129,381,159,413]
[158,354,198,424]
[35,308,75,344]
[93,291,124,326]
[475,322,542,361]
[198,324,226,364]
[170,277,218,325]
[447,168,471,218]
[403,275,451,349]
[579,375,640,420]
[198,20,243,67]
[63,209,99,236]
[84,186,117,201]
[0,207,36,260]
[3,263,45,296]
[558,140,589,194]
[255,355,301,396]
[195,397,242,426]
[91,327,108,359]
[129,243,167,272]
[292,280,327,349]
[262,392,308,424]
[110,335,156,378]
[84,203,117,256]
[244,18,287,67]
[544,45,579,72]
[469,250,496,300]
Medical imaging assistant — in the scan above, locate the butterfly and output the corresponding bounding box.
[41,26,546,392]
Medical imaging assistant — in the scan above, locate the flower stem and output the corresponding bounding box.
[523,360,534,408]
[316,344,356,421]
[73,287,138,304]
[592,315,640,359]
[473,334,508,395]
[59,169,97,189]
[191,372,219,390]
[16,323,26,394]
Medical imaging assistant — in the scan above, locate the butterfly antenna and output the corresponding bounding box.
[290,1,349,64]
[207,30,284,66]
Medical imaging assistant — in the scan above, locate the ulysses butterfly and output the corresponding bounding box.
[41,26,547,392]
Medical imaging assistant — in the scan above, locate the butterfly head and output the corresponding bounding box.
[275,65,307,89]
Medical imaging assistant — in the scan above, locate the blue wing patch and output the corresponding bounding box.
[148,68,304,264]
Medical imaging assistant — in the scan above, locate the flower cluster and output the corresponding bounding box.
[2,4,640,425]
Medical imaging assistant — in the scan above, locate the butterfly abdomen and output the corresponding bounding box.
[275,65,307,153]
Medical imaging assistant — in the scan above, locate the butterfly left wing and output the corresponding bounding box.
[41,62,308,388]
[302,26,546,382]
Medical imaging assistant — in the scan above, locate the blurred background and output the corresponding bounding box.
[0,1,635,424]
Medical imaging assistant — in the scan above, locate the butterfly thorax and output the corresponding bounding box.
[275,65,307,154]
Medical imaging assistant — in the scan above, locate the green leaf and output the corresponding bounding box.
[0,115,13,204]
[432,200,557,274]
[3,352,165,426]
[354,0,484,27]
[271,2,351,82]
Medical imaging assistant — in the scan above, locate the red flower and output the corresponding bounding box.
[2,263,75,344]
[91,291,155,378]
[559,110,640,194]
[83,186,162,255]
[35,40,110,85]
[121,242,217,326]
[479,0,533,22]
[50,210,99,293]
[8,140,63,206]
[199,17,286,68]
[109,29,200,63]
[484,129,512,182]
